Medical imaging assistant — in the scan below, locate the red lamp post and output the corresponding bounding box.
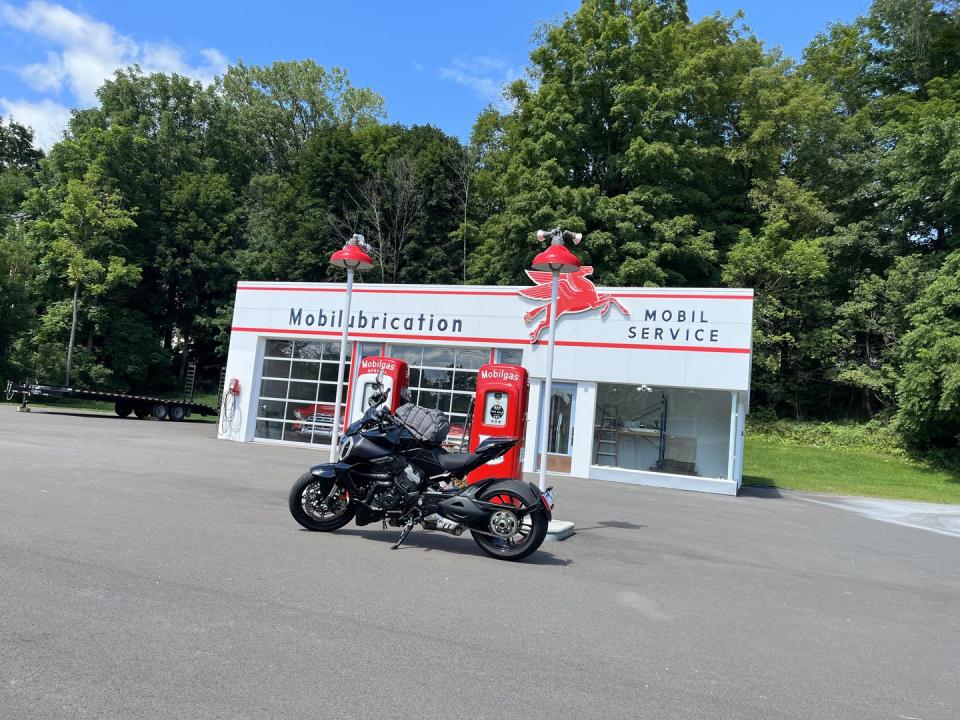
[532,228,581,492]
[329,234,374,458]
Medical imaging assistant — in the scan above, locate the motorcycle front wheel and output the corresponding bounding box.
[288,473,355,531]
[471,488,548,561]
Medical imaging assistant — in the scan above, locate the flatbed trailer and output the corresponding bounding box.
[4,380,218,421]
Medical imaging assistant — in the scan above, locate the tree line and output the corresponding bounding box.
[1,0,958,452]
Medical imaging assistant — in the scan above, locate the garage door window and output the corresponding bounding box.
[254,339,352,444]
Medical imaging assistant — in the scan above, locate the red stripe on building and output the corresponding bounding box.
[235,285,517,296]
[234,285,752,300]
[229,326,751,354]
[612,293,753,300]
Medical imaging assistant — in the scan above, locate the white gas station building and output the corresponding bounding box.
[219,277,754,495]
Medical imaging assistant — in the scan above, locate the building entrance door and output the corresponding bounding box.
[537,382,576,474]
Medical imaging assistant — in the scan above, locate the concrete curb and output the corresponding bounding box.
[545,519,575,541]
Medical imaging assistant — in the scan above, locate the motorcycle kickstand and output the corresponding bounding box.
[392,518,416,550]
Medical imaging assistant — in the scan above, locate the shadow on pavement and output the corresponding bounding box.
[739,484,785,499]
[21,409,215,424]
[575,520,646,532]
[331,527,574,566]
[25,410,123,420]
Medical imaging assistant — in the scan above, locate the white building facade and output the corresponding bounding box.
[219,278,754,495]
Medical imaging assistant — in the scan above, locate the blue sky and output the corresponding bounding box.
[0,0,869,149]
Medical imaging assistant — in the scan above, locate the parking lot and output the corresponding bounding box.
[2,407,958,719]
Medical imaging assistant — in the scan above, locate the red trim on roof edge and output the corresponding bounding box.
[234,285,752,300]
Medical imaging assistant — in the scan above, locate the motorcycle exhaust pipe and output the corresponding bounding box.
[422,514,464,536]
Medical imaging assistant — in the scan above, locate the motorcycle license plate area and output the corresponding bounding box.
[542,489,556,510]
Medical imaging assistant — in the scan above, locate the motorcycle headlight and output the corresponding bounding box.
[338,435,353,461]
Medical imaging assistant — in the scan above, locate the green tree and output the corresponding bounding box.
[0,222,35,380]
[469,0,800,287]
[221,60,384,171]
[34,174,138,385]
[895,250,960,447]
[0,115,43,232]
[722,178,831,415]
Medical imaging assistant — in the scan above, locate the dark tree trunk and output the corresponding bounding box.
[65,282,80,386]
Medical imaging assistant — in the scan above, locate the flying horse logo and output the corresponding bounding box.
[518,266,630,343]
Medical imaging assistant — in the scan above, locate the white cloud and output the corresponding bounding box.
[0,97,70,149]
[0,1,230,147]
[438,55,520,108]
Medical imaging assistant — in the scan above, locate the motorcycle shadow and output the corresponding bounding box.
[331,527,574,566]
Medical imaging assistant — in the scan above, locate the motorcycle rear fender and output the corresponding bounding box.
[462,478,552,521]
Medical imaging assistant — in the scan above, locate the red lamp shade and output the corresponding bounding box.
[531,244,580,273]
[329,244,373,270]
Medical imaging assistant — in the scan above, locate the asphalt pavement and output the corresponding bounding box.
[1,406,958,719]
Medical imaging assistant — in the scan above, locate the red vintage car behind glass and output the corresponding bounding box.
[291,403,336,436]
[444,421,470,451]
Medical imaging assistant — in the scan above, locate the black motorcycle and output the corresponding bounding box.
[288,374,554,561]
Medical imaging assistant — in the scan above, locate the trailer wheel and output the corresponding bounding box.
[151,403,169,421]
[169,404,186,422]
[133,405,150,419]
[114,402,133,418]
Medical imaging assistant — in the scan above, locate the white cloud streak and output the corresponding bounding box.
[0,96,70,148]
[0,1,229,148]
[438,55,520,109]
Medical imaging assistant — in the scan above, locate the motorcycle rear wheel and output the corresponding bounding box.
[288,474,355,531]
[471,488,548,561]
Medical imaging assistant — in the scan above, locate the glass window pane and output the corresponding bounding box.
[288,381,318,402]
[317,384,337,402]
[592,383,731,478]
[265,340,293,358]
[418,391,450,413]
[498,348,523,365]
[360,343,381,359]
[255,419,285,440]
[456,348,488,370]
[282,423,313,443]
[255,399,285,419]
[548,388,574,454]
[320,362,344,382]
[408,368,421,387]
[293,340,323,360]
[421,346,455,368]
[262,358,290,379]
[259,379,288,399]
[322,342,351,360]
[451,393,473,414]
[421,369,453,390]
[390,345,422,365]
[290,361,320,381]
[453,371,477,392]
[287,401,322,421]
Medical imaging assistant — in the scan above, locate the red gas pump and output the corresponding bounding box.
[345,355,409,428]
[467,363,529,483]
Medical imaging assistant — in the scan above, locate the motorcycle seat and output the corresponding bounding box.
[437,451,480,474]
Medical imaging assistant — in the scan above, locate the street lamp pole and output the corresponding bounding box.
[537,270,560,492]
[328,234,373,460]
[532,228,582,492]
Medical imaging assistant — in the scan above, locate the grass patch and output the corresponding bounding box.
[743,437,960,505]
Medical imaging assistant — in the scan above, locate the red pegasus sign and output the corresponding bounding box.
[518,266,630,343]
